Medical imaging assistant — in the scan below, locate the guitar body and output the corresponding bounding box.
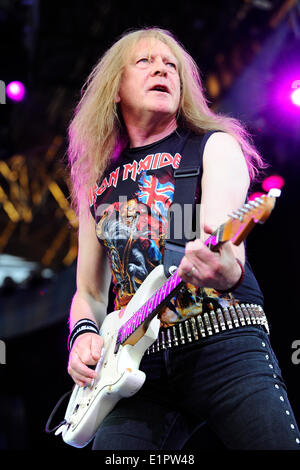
[57,265,167,448]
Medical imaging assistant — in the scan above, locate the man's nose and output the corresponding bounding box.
[151,58,167,76]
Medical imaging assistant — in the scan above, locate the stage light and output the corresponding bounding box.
[262,174,285,192]
[248,192,265,201]
[276,78,300,111]
[291,86,300,107]
[6,81,26,102]
[269,76,300,132]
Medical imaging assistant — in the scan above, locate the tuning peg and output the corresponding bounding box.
[228,210,244,221]
[248,200,260,208]
[254,196,264,204]
[268,188,281,198]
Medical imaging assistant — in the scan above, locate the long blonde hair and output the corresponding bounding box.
[68,27,266,214]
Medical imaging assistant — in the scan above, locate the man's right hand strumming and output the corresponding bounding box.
[68,333,104,387]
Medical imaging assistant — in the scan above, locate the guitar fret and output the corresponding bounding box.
[161,282,168,300]
[137,304,145,323]
[157,285,164,306]
[125,322,131,338]
[152,289,161,310]
[166,274,180,299]
[120,323,128,343]
[164,279,171,297]
[173,273,182,289]
[143,300,151,321]
[129,314,137,334]
[167,276,174,292]
[125,321,131,338]
[145,297,154,318]
[123,325,131,341]
[156,284,165,309]
[150,291,157,310]
[121,325,126,343]
[130,313,137,332]
[166,277,174,297]
[172,273,179,288]
[126,317,134,339]
[116,327,122,344]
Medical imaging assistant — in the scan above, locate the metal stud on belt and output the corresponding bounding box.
[146,303,269,354]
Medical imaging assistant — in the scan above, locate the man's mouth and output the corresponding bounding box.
[150,85,170,93]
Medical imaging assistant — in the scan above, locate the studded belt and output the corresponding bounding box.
[146,303,269,355]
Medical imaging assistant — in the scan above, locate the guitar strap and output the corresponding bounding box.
[163,130,220,278]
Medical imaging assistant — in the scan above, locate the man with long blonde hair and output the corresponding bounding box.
[67,27,300,450]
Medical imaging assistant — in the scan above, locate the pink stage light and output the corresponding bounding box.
[6,81,26,102]
[262,174,285,192]
[248,192,265,201]
[291,87,300,107]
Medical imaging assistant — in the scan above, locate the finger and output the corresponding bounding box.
[76,380,85,388]
[79,343,100,366]
[177,256,194,278]
[67,360,93,385]
[180,242,221,286]
[218,239,235,255]
[90,334,103,362]
[76,376,91,387]
[185,239,217,266]
[73,370,94,386]
[72,351,98,379]
[68,362,96,385]
[203,223,214,235]
[177,259,203,288]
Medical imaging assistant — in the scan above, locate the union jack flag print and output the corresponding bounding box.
[136,172,174,220]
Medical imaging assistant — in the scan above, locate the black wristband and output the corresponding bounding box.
[68,318,99,352]
[217,258,245,294]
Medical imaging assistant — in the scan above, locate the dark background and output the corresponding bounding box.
[0,0,299,451]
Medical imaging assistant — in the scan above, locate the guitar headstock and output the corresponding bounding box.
[223,188,281,246]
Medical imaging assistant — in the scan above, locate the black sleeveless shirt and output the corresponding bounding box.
[90,128,264,325]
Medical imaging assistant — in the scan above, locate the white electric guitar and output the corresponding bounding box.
[48,189,280,448]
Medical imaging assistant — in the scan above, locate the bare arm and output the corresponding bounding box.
[68,205,112,387]
[177,131,250,290]
[200,131,249,261]
[69,206,111,330]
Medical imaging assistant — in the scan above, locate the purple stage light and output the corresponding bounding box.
[272,77,300,115]
[6,81,26,101]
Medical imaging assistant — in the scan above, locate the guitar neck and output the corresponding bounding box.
[116,271,184,348]
[204,224,226,251]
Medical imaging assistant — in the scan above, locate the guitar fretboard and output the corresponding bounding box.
[117,271,183,345]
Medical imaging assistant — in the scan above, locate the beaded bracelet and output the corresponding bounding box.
[217,258,245,294]
[68,318,99,352]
